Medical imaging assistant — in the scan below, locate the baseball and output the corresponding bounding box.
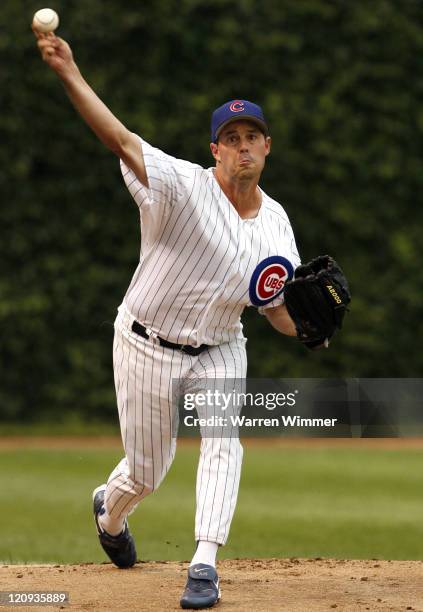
[32,8,59,33]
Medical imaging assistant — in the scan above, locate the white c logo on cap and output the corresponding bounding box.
[229,101,244,113]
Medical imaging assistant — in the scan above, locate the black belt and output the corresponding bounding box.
[131,320,210,356]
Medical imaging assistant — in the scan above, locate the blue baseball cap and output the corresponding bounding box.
[211,99,268,143]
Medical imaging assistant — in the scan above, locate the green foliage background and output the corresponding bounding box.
[1,1,422,423]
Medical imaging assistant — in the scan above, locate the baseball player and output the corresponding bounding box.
[33,29,351,610]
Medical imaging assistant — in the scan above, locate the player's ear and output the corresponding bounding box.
[264,136,271,156]
[210,142,220,162]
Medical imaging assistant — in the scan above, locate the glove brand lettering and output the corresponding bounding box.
[327,285,342,304]
[284,255,351,349]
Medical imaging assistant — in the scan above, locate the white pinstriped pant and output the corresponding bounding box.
[103,305,247,545]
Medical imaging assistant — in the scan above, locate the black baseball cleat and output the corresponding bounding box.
[180,563,220,609]
[92,484,137,568]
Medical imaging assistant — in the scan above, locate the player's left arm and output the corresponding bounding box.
[264,304,296,336]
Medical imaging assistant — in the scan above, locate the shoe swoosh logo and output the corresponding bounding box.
[193,569,209,576]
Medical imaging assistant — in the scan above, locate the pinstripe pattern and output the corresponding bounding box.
[101,137,300,548]
[187,341,247,544]
[105,306,185,518]
[120,137,300,347]
[105,305,246,544]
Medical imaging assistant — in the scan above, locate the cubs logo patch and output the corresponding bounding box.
[249,256,294,307]
[229,100,244,113]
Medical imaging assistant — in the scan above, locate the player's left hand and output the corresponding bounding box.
[283,255,351,349]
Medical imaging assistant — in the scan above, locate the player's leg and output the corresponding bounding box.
[191,338,247,548]
[180,337,246,608]
[95,306,190,537]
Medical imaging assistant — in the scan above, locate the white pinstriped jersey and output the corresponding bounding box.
[119,136,300,347]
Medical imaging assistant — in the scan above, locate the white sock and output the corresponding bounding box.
[98,508,125,537]
[190,541,219,568]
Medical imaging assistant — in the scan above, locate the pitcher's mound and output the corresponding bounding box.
[2,558,422,611]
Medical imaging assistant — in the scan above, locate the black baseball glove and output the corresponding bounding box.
[284,255,351,349]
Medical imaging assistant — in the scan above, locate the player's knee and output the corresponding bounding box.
[127,470,168,497]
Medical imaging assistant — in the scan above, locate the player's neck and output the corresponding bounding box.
[213,168,262,220]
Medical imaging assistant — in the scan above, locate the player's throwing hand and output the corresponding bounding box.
[32,28,73,75]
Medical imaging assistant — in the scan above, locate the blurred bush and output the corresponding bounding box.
[1,0,422,422]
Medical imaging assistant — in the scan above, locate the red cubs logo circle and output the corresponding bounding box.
[229,100,245,113]
[249,256,294,307]
[257,264,288,299]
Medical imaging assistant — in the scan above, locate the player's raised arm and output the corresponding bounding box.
[32,28,148,187]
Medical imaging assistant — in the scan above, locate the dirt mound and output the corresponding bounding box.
[2,558,422,611]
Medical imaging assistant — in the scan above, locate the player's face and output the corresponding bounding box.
[210,120,271,182]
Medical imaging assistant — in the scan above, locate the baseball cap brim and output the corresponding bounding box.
[215,116,268,141]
